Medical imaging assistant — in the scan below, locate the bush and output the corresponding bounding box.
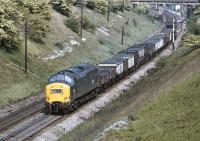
[111,4,123,13]
[125,5,132,11]
[187,6,200,35]
[182,33,200,48]
[24,0,51,43]
[0,0,51,51]
[134,5,148,14]
[64,17,80,33]
[188,18,200,35]
[96,0,108,14]
[0,39,19,52]
[50,0,72,17]
[28,14,51,43]
[87,0,96,10]
[82,17,96,32]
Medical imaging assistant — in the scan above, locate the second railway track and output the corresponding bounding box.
[0,98,45,132]
[0,114,62,141]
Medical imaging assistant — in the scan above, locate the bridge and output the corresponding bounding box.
[131,0,199,3]
[131,0,199,18]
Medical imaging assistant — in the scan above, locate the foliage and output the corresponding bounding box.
[82,16,96,32]
[133,5,149,14]
[23,0,51,42]
[182,33,200,48]
[110,0,124,13]
[86,0,97,10]
[0,0,22,51]
[187,18,200,35]
[193,5,200,16]
[111,4,123,13]
[96,0,108,14]
[187,7,200,35]
[125,5,132,11]
[49,0,73,17]
[64,17,80,33]
[0,0,51,51]
[27,14,50,42]
[183,6,200,48]
[64,16,96,34]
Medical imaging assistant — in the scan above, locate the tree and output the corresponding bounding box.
[49,0,73,16]
[22,0,51,42]
[0,1,22,51]
[0,0,51,51]
[182,33,200,48]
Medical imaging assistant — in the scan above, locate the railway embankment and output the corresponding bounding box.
[54,16,199,141]
[97,48,200,141]
[57,9,200,141]
[33,19,187,141]
[0,1,159,108]
[61,40,200,141]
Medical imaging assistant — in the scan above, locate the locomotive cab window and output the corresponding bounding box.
[65,75,74,85]
[49,74,65,83]
[51,89,63,94]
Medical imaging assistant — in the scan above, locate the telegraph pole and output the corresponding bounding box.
[80,0,84,38]
[107,0,110,22]
[122,0,125,12]
[181,3,184,17]
[121,26,124,44]
[24,20,28,73]
[172,18,175,50]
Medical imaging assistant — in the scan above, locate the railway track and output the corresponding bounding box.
[0,114,62,141]
[0,98,45,132]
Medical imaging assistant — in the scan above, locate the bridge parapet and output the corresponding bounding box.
[131,0,199,5]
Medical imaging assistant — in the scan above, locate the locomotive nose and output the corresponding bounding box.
[45,83,71,104]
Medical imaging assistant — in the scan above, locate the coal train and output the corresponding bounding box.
[45,10,183,114]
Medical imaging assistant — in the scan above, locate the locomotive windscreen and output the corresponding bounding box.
[49,74,65,83]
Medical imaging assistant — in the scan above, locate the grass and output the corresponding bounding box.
[59,47,200,141]
[101,67,200,141]
[0,6,159,107]
[0,50,46,107]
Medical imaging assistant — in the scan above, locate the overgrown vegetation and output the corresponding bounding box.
[86,0,108,14]
[49,0,73,16]
[182,33,200,48]
[133,5,149,15]
[87,0,129,14]
[0,1,21,51]
[96,0,108,14]
[183,5,200,48]
[0,0,51,51]
[82,16,96,32]
[64,17,80,33]
[64,16,96,33]
[188,6,200,34]
[87,0,97,10]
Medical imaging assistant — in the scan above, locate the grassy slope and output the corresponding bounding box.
[102,64,200,141]
[59,47,200,141]
[0,6,159,107]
